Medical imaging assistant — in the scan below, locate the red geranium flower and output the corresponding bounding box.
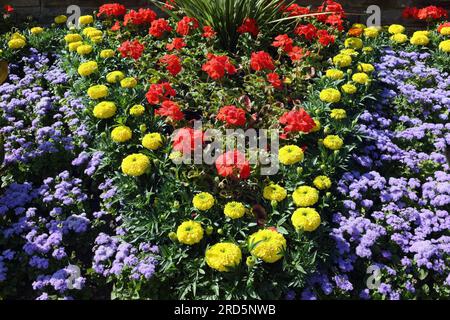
[97,3,126,17]
[402,7,419,19]
[3,5,14,13]
[250,51,275,72]
[146,82,177,105]
[202,54,237,80]
[202,26,216,38]
[159,54,182,76]
[118,39,145,60]
[215,150,250,179]
[111,21,121,31]
[166,38,186,51]
[149,18,172,38]
[325,14,344,31]
[217,105,246,126]
[316,0,345,23]
[155,100,184,121]
[317,30,335,46]
[285,4,310,17]
[294,23,318,41]
[279,109,315,134]
[237,18,259,37]
[267,73,283,90]
[288,46,308,62]
[272,34,293,52]
[417,6,448,21]
[123,8,157,26]
[172,128,204,152]
[176,16,199,36]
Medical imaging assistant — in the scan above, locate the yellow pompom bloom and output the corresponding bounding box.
[439,40,450,53]
[344,37,363,49]
[30,27,44,35]
[55,15,68,24]
[263,184,287,202]
[11,33,26,41]
[357,63,375,73]
[111,126,132,143]
[193,192,215,211]
[410,34,429,46]
[142,133,163,150]
[313,176,332,190]
[341,83,357,94]
[106,71,125,84]
[325,69,344,80]
[320,88,341,103]
[84,28,102,38]
[87,85,109,99]
[333,54,352,68]
[340,48,358,56]
[440,27,450,36]
[100,49,115,58]
[311,119,321,132]
[82,27,97,35]
[292,186,319,207]
[78,61,98,77]
[248,229,286,263]
[8,39,26,50]
[278,145,304,165]
[68,41,83,52]
[388,24,405,34]
[330,108,347,120]
[90,36,103,44]
[130,104,145,117]
[352,23,366,29]
[390,34,408,44]
[364,26,380,38]
[79,15,94,25]
[291,208,321,232]
[413,31,429,37]
[323,135,344,150]
[64,33,82,43]
[206,243,242,272]
[93,101,116,119]
[176,220,204,245]
[352,72,370,85]
[76,44,93,55]
[224,202,246,219]
[120,77,138,88]
[121,153,150,176]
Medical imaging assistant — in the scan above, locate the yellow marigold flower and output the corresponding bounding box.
[142,133,163,150]
[30,27,44,35]
[224,202,246,219]
[84,28,102,38]
[100,49,115,58]
[90,36,103,44]
[106,71,125,84]
[440,27,450,36]
[120,77,138,88]
[93,101,116,119]
[330,108,347,120]
[323,135,344,150]
[390,34,408,44]
[121,153,150,176]
[357,63,375,73]
[352,72,370,85]
[311,119,321,132]
[352,23,366,29]
[263,184,287,202]
[292,186,319,207]
[82,27,97,35]
[55,15,68,24]
[87,84,109,99]
[388,24,405,34]
[439,40,450,53]
[79,15,94,25]
[333,54,352,68]
[76,44,93,56]
[313,176,332,190]
[320,88,341,103]
[111,126,132,143]
[176,220,204,245]
[362,46,373,53]
[344,37,363,49]
[413,31,429,37]
[340,48,358,56]
[78,61,98,77]
[279,145,304,165]
[193,192,215,211]
[68,41,83,52]
[248,229,286,263]
[410,34,429,46]
[206,243,242,272]
[8,39,26,50]
[130,104,145,117]
[341,83,357,94]
[64,33,82,43]
[11,33,25,41]
[291,208,321,232]
[364,26,380,38]
[325,69,344,80]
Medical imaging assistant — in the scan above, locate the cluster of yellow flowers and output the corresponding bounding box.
[7,33,26,50]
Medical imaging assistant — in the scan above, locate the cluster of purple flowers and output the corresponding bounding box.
[301,49,450,299]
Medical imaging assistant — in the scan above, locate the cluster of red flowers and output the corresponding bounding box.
[155,101,184,122]
[123,8,157,26]
[146,82,177,105]
[149,18,172,38]
[294,23,335,46]
[166,38,186,51]
[172,128,204,152]
[272,34,309,62]
[250,51,275,71]
[284,4,310,17]
[215,150,250,180]
[97,3,126,17]
[3,4,13,13]
[159,54,182,76]
[237,18,259,37]
[176,16,199,36]
[202,54,237,80]
[267,72,283,90]
[403,6,448,21]
[217,105,246,127]
[118,39,145,60]
[316,0,345,31]
[202,26,216,39]
[279,109,315,134]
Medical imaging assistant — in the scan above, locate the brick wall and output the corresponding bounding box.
[3,0,450,25]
